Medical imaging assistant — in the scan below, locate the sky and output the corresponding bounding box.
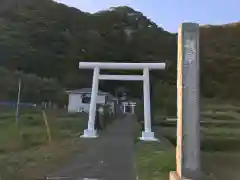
[55,0,239,32]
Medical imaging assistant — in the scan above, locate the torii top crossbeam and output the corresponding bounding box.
[79,62,166,70]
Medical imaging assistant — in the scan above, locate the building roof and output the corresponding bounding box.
[107,94,118,100]
[66,88,119,101]
[66,88,109,95]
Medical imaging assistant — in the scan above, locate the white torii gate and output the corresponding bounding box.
[79,62,166,141]
[122,101,136,114]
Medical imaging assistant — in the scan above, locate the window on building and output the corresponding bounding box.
[82,94,91,104]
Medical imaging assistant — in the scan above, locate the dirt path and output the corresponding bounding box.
[46,115,137,180]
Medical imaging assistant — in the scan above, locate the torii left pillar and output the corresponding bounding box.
[81,67,99,138]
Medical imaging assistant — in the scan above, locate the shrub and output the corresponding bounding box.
[152,81,177,117]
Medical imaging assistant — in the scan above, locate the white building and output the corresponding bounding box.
[67,88,116,113]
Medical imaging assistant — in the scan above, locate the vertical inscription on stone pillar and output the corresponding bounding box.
[177,23,200,179]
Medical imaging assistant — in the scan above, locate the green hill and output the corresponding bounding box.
[0,0,239,101]
[200,23,240,99]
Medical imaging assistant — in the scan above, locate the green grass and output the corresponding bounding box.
[201,112,236,120]
[202,152,240,180]
[0,109,87,151]
[135,142,175,180]
[162,105,240,180]
[160,125,240,152]
[159,106,240,152]
[159,120,240,179]
[201,126,240,137]
[157,120,240,128]
[134,125,240,180]
[134,141,222,180]
[138,103,240,180]
[0,108,88,180]
[0,107,117,180]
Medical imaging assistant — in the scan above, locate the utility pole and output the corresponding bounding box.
[15,77,21,124]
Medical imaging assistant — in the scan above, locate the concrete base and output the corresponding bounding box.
[80,129,98,138]
[139,131,159,141]
[169,171,192,180]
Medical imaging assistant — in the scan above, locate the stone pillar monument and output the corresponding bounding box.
[170,23,200,180]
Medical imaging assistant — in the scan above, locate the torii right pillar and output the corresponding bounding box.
[170,23,201,180]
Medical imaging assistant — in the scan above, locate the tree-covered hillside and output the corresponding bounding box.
[200,23,240,99]
[0,0,239,103]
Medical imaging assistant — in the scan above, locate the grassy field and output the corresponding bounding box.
[135,142,175,180]
[135,103,240,180]
[0,107,88,180]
